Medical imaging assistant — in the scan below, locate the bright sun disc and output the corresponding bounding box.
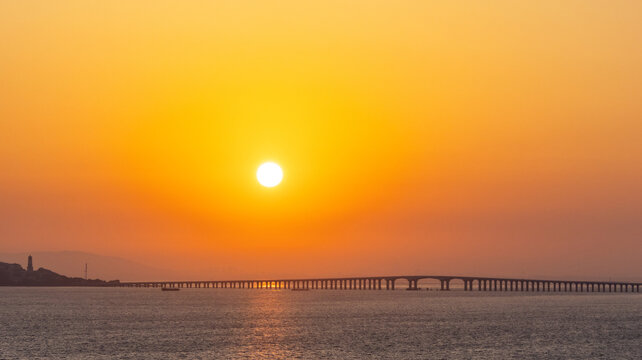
[257,162,283,187]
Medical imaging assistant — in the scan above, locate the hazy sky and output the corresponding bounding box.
[1,1,641,280]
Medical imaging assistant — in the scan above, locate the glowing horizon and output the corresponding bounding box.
[0,1,641,281]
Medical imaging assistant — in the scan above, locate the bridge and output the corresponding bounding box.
[119,275,641,293]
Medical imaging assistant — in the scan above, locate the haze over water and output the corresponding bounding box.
[1,288,640,359]
[2,1,642,281]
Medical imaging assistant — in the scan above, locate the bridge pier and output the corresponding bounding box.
[440,279,450,291]
[386,279,395,290]
[407,279,419,290]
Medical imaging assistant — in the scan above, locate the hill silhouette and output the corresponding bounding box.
[0,251,181,281]
[0,261,118,286]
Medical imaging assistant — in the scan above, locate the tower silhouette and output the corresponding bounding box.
[27,255,33,272]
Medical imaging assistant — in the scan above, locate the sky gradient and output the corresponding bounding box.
[1,1,641,281]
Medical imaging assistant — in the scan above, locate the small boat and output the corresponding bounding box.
[161,287,180,291]
[291,288,310,291]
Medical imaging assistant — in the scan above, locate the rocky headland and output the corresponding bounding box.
[0,262,119,286]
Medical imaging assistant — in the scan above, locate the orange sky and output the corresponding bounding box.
[1,1,641,281]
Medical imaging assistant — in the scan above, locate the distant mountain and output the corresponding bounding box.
[0,261,118,286]
[0,251,179,282]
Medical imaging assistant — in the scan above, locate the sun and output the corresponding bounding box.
[256,162,283,187]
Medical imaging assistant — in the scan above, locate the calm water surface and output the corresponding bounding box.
[0,288,640,359]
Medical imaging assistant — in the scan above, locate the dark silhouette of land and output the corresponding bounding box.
[0,251,178,281]
[0,261,119,286]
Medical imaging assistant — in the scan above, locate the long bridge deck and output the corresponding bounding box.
[119,275,641,293]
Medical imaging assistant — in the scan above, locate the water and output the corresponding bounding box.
[0,288,640,359]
